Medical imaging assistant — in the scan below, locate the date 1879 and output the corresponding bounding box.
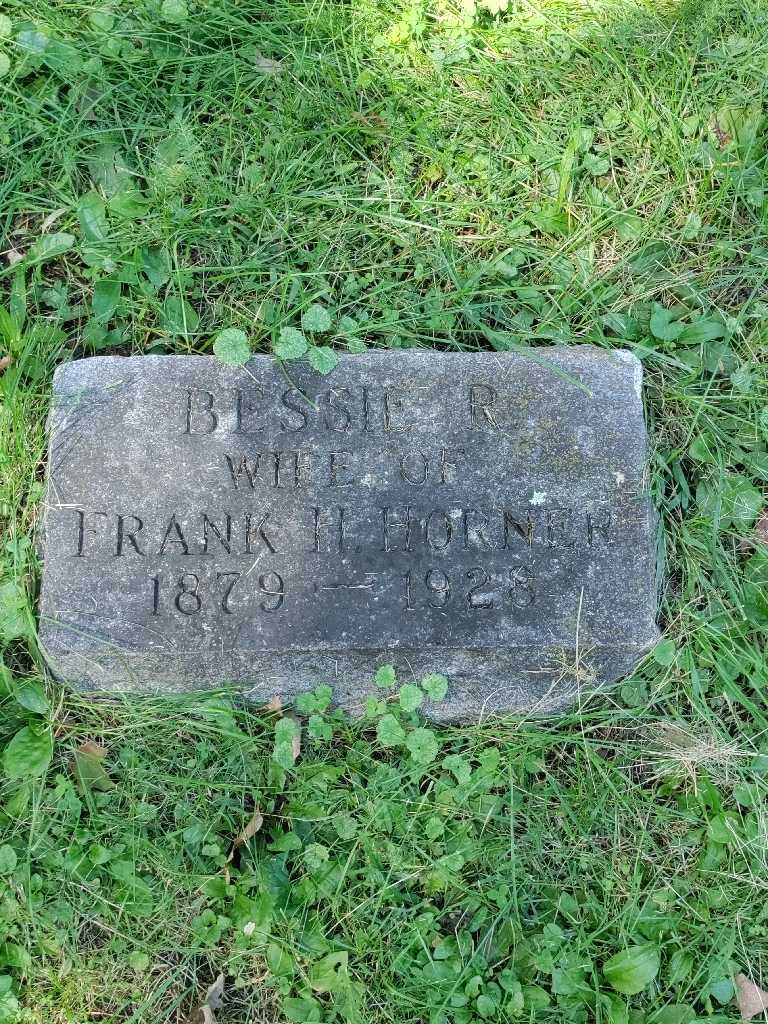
[150,570,286,615]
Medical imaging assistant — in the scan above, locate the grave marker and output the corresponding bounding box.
[40,349,659,719]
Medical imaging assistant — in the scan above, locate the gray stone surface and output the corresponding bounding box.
[39,349,659,720]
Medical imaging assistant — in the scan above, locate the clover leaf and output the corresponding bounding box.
[406,727,439,765]
[375,664,396,689]
[301,303,332,333]
[307,345,338,375]
[399,684,423,712]
[274,326,308,360]
[376,714,405,748]
[421,673,449,701]
[213,327,250,366]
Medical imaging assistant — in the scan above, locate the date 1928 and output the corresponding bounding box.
[402,565,535,611]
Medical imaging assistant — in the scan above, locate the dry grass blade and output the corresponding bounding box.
[73,740,114,794]
[206,974,225,1011]
[737,970,768,1019]
[736,974,768,1021]
[191,973,225,1024]
[40,207,67,233]
[641,722,743,784]
[79,740,108,757]
[755,509,768,547]
[226,806,263,862]
[286,710,302,760]
[253,54,282,75]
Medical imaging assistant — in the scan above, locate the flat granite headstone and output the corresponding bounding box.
[39,349,659,720]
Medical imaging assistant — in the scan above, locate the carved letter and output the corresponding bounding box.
[274,452,304,489]
[502,509,533,546]
[587,506,612,545]
[116,514,144,556]
[400,451,428,485]
[426,510,453,552]
[383,388,405,431]
[245,512,277,554]
[226,453,261,489]
[462,509,493,550]
[469,384,497,428]
[313,507,347,553]
[158,514,190,555]
[281,389,309,432]
[325,389,352,432]
[329,452,353,487]
[439,447,465,483]
[185,389,218,434]
[546,508,576,548]
[202,514,232,554]
[382,506,415,553]
[362,386,373,432]
[235,388,265,433]
[74,509,108,556]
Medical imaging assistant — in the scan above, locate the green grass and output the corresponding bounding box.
[1,0,768,1020]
